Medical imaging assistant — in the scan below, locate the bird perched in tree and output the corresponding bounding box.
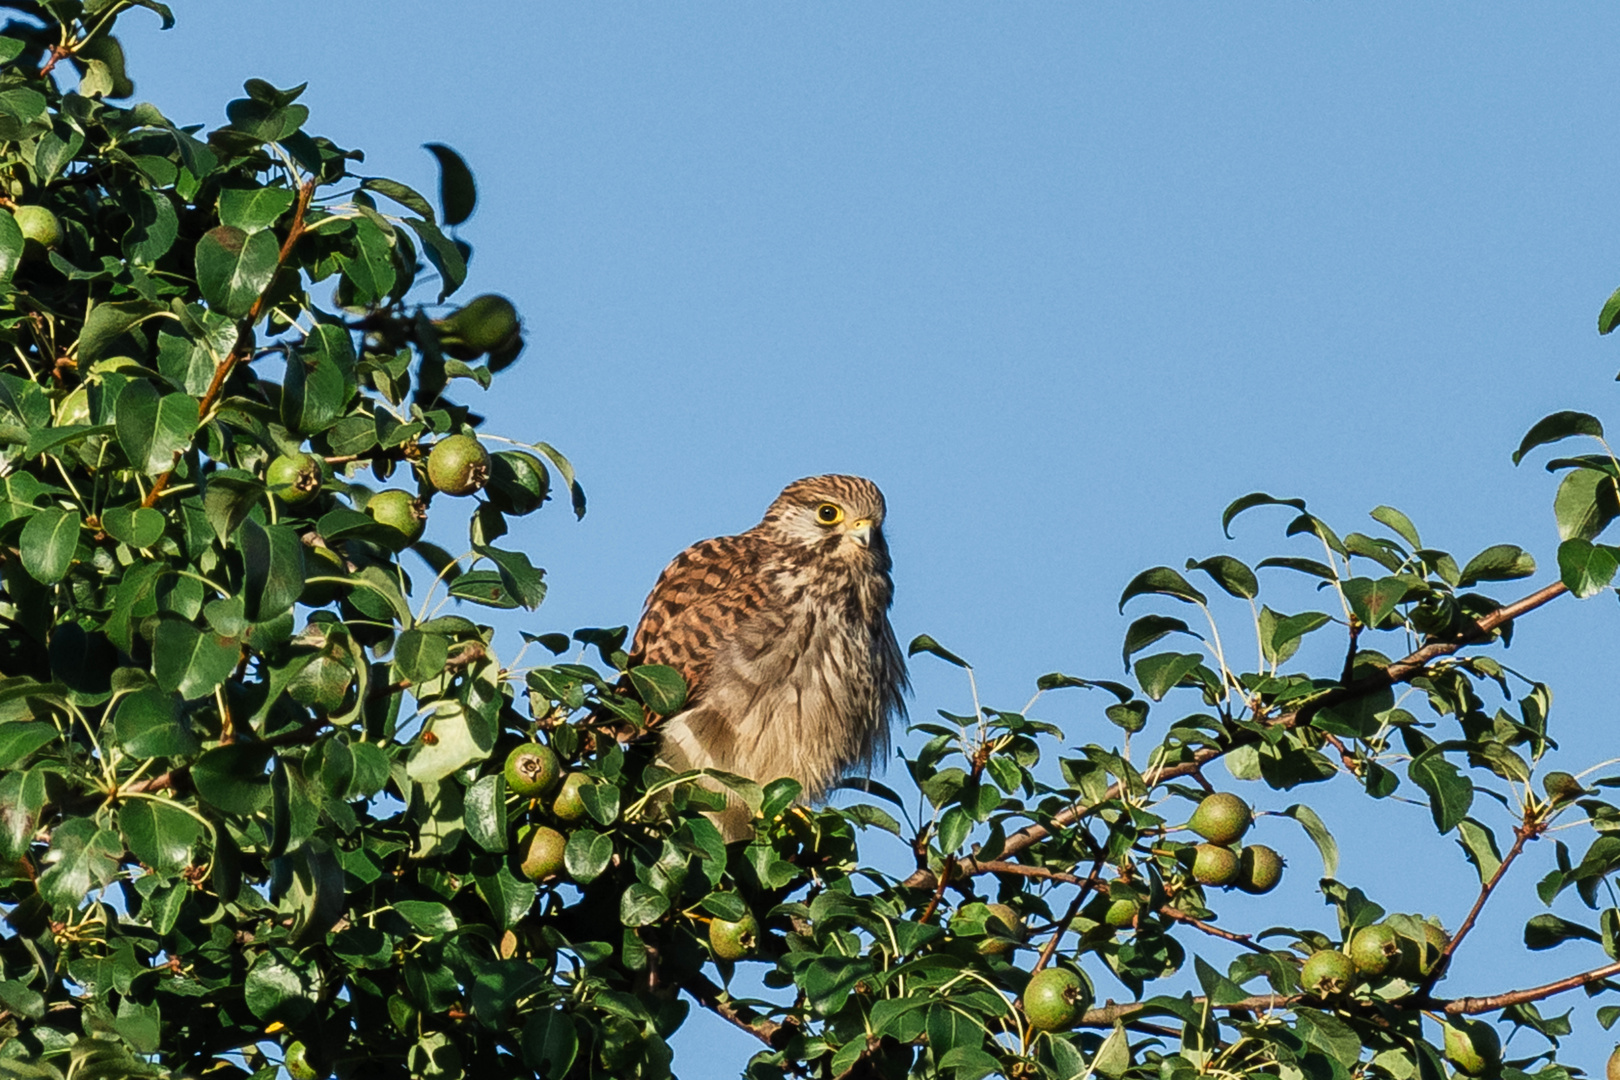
[629,474,908,837]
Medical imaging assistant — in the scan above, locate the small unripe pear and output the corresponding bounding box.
[426,434,489,496]
[1348,923,1402,979]
[979,903,1026,955]
[365,489,425,547]
[1300,949,1356,998]
[12,205,60,257]
[266,451,324,505]
[551,772,589,824]
[433,294,520,358]
[518,825,566,881]
[1234,845,1284,894]
[710,911,759,961]
[1442,1018,1501,1076]
[1023,967,1089,1032]
[1190,843,1240,887]
[1104,896,1140,929]
[1188,792,1252,845]
[504,742,561,798]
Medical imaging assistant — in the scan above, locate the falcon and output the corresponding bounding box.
[629,475,908,836]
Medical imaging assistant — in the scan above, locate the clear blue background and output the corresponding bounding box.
[117,4,1620,1074]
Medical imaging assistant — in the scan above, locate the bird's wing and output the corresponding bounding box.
[628,532,775,701]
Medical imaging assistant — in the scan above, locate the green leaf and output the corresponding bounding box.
[1121,614,1198,670]
[281,348,352,435]
[119,798,202,874]
[115,380,198,475]
[1105,700,1149,733]
[112,686,198,758]
[1554,468,1620,542]
[0,208,20,290]
[1602,285,1620,334]
[907,634,969,667]
[395,899,457,937]
[1221,492,1307,537]
[342,216,396,305]
[564,828,613,882]
[1558,538,1620,599]
[38,817,122,908]
[1369,504,1422,550]
[100,504,164,549]
[152,618,239,700]
[19,506,79,584]
[1282,803,1339,879]
[533,441,586,519]
[1408,751,1473,834]
[1456,818,1502,884]
[405,217,467,301]
[1524,913,1601,950]
[628,664,687,714]
[195,224,279,318]
[620,883,669,927]
[475,869,536,932]
[192,743,274,815]
[448,569,520,608]
[78,298,162,362]
[406,701,494,783]
[217,186,296,233]
[1185,555,1258,599]
[1514,410,1605,465]
[1119,566,1207,610]
[465,773,507,853]
[1457,544,1535,587]
[395,629,449,684]
[425,142,477,226]
[1340,575,1407,627]
[240,518,305,622]
[362,177,435,220]
[1132,652,1204,701]
[125,190,178,265]
[473,545,546,609]
[1256,555,1337,581]
[244,947,319,1024]
[522,1010,579,1077]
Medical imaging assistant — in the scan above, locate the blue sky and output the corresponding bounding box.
[121,4,1620,1074]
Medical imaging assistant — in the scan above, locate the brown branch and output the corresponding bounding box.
[901,580,1569,890]
[1157,904,1267,953]
[37,45,68,79]
[917,854,955,925]
[143,178,318,508]
[1420,821,1538,994]
[1442,960,1620,1015]
[678,970,784,1047]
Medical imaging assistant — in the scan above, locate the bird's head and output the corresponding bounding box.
[760,474,890,566]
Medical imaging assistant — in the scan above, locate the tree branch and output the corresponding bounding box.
[1420,821,1538,994]
[901,580,1568,890]
[678,970,784,1047]
[144,178,318,508]
[1442,960,1620,1015]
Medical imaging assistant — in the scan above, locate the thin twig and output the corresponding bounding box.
[1420,821,1538,994]
[144,179,318,508]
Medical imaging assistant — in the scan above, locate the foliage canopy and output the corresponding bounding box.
[1,5,1619,1080]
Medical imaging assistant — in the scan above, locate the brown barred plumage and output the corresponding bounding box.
[629,475,908,837]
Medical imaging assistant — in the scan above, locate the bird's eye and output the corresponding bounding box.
[816,503,844,525]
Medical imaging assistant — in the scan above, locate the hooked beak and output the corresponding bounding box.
[846,518,874,547]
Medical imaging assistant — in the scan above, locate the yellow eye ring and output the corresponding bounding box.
[815,503,844,526]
